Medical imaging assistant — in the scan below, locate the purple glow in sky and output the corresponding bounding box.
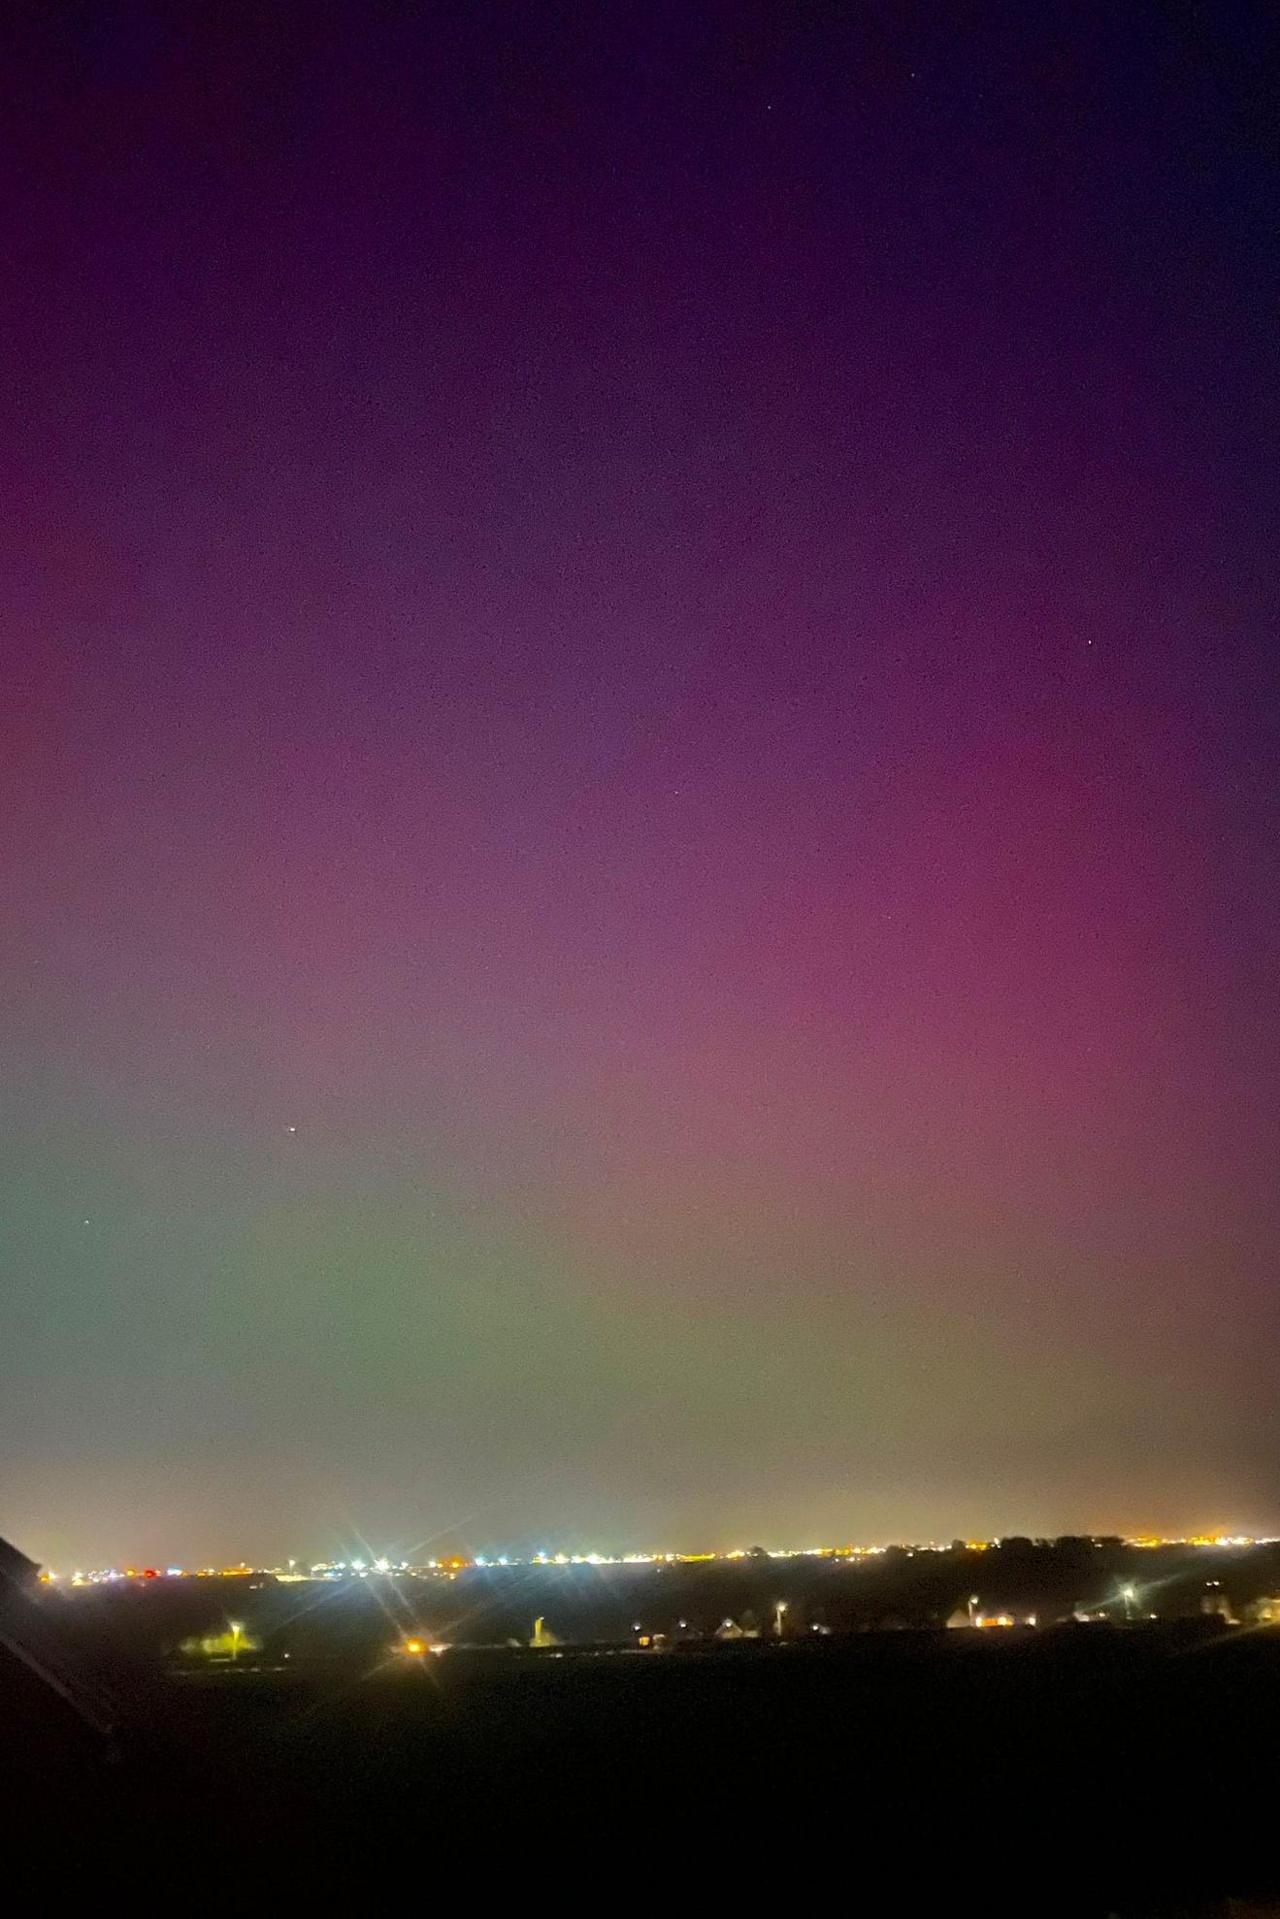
[2,3,1277,1566]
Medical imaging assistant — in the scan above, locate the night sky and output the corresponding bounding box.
[3,3,1277,1568]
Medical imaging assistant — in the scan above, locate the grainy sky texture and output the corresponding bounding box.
[3,2,1277,1567]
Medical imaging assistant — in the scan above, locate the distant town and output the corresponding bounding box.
[40,1530,1273,1589]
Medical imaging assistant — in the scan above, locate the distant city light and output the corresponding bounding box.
[39,1530,1278,1590]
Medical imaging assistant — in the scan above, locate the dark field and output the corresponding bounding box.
[12,1614,1280,1912]
[11,1545,1280,1905]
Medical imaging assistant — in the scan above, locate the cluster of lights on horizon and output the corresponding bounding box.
[38,1533,1273,1588]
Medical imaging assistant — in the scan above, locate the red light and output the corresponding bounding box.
[142,1568,158,1579]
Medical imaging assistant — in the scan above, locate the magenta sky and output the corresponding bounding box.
[2,3,1277,1566]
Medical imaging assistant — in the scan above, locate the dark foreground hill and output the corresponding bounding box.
[6,1617,1280,1913]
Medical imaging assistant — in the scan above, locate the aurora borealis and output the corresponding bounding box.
[2,4,1277,1567]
